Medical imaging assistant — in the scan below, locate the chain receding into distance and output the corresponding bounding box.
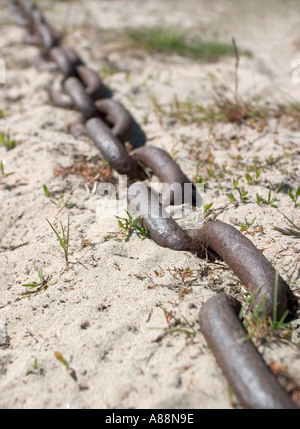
[3,0,298,409]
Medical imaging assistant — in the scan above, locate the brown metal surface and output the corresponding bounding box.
[188,221,288,319]
[64,77,99,119]
[131,146,197,206]
[199,294,298,409]
[31,8,60,50]
[128,183,197,253]
[86,118,145,180]
[95,99,134,143]
[7,0,297,410]
[49,46,83,78]
[77,65,105,100]
[127,183,212,259]
[50,84,74,110]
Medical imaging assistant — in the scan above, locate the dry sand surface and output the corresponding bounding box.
[0,0,300,409]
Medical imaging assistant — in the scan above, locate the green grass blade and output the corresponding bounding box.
[46,219,65,250]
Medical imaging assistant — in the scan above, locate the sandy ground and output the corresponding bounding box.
[0,0,300,409]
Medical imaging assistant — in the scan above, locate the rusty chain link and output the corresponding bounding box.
[5,0,298,409]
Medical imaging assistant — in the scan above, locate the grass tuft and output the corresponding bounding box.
[274,214,300,238]
[239,276,292,345]
[115,209,149,241]
[127,26,238,62]
[22,267,56,295]
[46,215,70,268]
[0,130,15,150]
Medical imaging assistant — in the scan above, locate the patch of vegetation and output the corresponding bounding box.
[100,66,119,79]
[150,92,268,127]
[240,217,256,231]
[239,274,291,344]
[158,306,197,337]
[146,37,300,131]
[227,178,249,204]
[245,170,260,185]
[273,101,300,128]
[0,160,14,178]
[256,190,277,207]
[54,351,77,381]
[127,26,238,62]
[46,215,70,268]
[204,202,214,219]
[53,159,114,183]
[115,209,149,241]
[43,184,76,210]
[0,130,15,150]
[274,214,300,238]
[287,185,300,208]
[22,267,55,295]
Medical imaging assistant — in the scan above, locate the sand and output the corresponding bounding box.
[0,0,299,409]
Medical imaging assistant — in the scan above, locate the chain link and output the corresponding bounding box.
[6,0,297,409]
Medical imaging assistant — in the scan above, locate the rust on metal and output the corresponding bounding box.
[31,8,60,50]
[199,294,298,409]
[77,65,105,100]
[128,183,210,258]
[95,99,134,143]
[49,46,83,78]
[131,146,197,206]
[86,118,145,180]
[50,84,74,110]
[7,0,297,410]
[64,76,99,119]
[188,221,288,319]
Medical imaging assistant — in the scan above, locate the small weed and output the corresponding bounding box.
[100,66,118,79]
[264,155,279,169]
[240,217,256,231]
[222,162,232,176]
[22,267,55,295]
[54,351,69,368]
[167,266,197,286]
[287,185,300,208]
[227,178,249,204]
[158,307,197,337]
[204,202,214,218]
[239,274,291,344]
[148,95,166,124]
[46,215,70,268]
[193,174,208,187]
[245,170,260,185]
[0,110,7,118]
[43,184,76,211]
[256,191,277,207]
[142,113,149,125]
[26,358,44,376]
[54,351,77,381]
[32,358,38,370]
[170,149,179,160]
[0,160,14,178]
[274,214,300,238]
[115,209,149,241]
[0,130,15,150]
[43,184,50,197]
